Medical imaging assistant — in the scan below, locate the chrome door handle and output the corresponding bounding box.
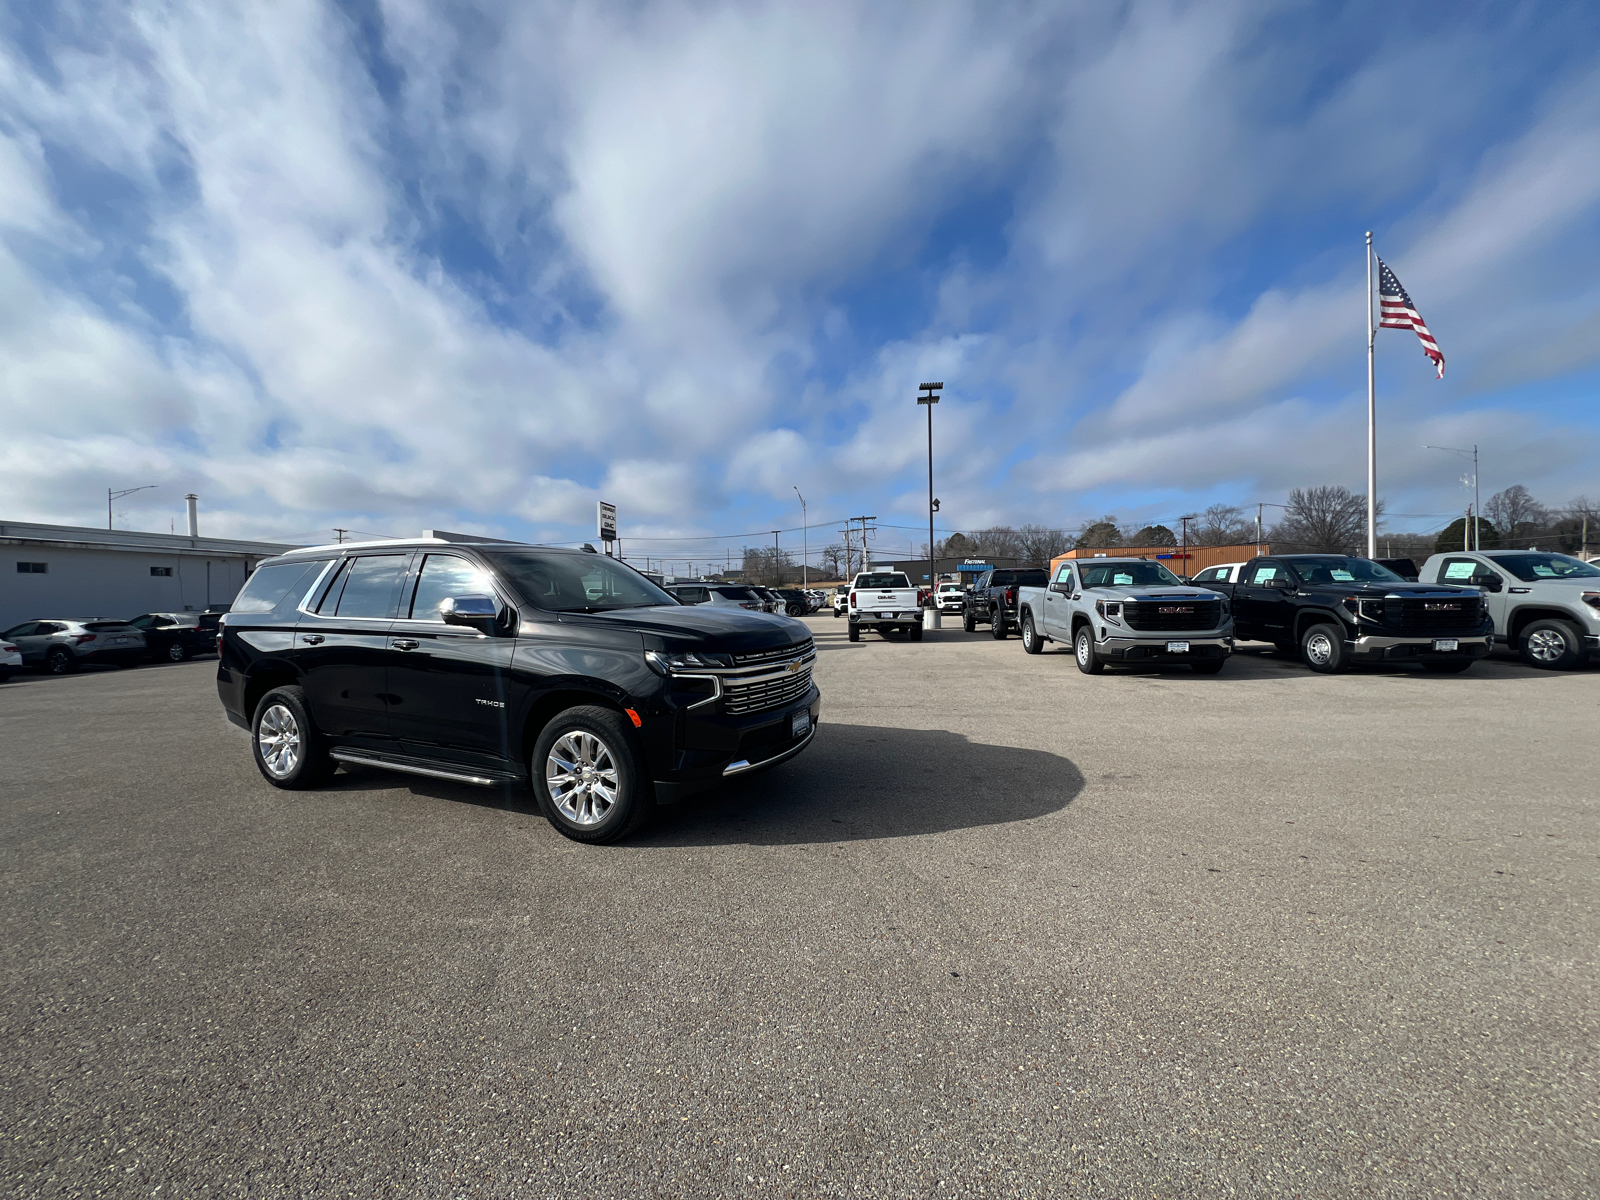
[393,639,420,651]
[301,634,324,645]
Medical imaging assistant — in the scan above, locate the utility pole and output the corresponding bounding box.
[108,484,158,530]
[772,530,781,586]
[1256,503,1264,556]
[794,486,808,587]
[1425,443,1481,551]
[1179,515,1194,579]
[334,528,348,543]
[917,383,942,627]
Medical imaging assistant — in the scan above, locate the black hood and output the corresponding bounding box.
[1306,581,1476,598]
[571,605,811,653]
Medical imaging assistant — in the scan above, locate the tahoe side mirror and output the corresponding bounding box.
[440,594,501,632]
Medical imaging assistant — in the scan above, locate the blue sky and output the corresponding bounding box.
[1,1,1597,565]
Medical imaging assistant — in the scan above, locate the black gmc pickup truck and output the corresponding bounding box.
[963,567,1049,638]
[217,540,819,843]
[1197,554,1493,672]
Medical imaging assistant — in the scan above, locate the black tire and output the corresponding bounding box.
[1518,619,1586,670]
[990,609,1008,639]
[1074,627,1104,675]
[786,602,805,617]
[1191,660,1225,674]
[1300,623,1347,673]
[167,642,188,663]
[0,671,11,683]
[963,608,975,633]
[531,706,652,844]
[909,624,924,642]
[1021,614,1043,654]
[833,609,841,618]
[251,685,336,790]
[46,646,77,675]
[847,623,859,642]
[1423,661,1473,673]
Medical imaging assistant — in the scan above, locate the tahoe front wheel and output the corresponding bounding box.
[532,706,652,844]
[252,685,335,789]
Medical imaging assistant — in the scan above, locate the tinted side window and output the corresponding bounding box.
[3,623,38,638]
[231,561,328,615]
[410,555,493,620]
[332,555,408,619]
[1248,562,1283,586]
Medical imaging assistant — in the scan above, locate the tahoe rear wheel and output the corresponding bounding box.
[1300,623,1347,673]
[1075,627,1104,675]
[1519,619,1586,670]
[252,685,335,789]
[1021,614,1042,654]
[533,706,652,844]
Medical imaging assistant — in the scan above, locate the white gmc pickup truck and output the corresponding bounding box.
[847,571,924,643]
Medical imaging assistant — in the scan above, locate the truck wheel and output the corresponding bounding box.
[1300,623,1347,673]
[532,706,652,844]
[252,686,335,790]
[847,623,859,643]
[962,609,975,633]
[1021,614,1043,654]
[909,624,924,642]
[1074,628,1104,675]
[990,610,1008,640]
[1518,619,1585,670]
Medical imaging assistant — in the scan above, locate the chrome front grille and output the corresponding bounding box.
[723,668,814,715]
[715,642,817,715]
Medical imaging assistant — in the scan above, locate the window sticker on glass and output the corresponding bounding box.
[1443,561,1478,579]
[1113,572,1133,585]
[1056,567,1072,583]
[1531,564,1557,577]
[1251,566,1278,584]
[1330,569,1355,581]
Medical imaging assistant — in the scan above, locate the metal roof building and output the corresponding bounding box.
[1,520,296,631]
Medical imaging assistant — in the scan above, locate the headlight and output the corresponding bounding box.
[644,649,735,675]
[1094,600,1122,625]
[1342,597,1385,622]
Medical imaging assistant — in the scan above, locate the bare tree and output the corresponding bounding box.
[1269,486,1383,554]
[1485,485,1549,545]
[1195,503,1252,546]
[818,543,846,579]
[1016,524,1071,566]
[741,545,794,585]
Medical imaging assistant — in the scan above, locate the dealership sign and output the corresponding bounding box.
[597,501,617,542]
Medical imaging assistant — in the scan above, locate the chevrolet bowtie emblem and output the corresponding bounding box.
[787,661,802,673]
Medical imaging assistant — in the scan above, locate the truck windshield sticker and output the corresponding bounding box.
[1330,569,1355,581]
[1443,561,1477,579]
[1113,573,1133,585]
[1531,564,1558,577]
[1056,567,1072,584]
[1250,566,1278,584]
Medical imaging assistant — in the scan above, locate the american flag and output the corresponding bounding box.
[1377,258,1444,378]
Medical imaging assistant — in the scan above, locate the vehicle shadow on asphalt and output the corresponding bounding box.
[636,722,1083,846]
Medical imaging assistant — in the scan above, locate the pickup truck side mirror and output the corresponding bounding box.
[1476,574,1503,592]
[440,594,502,633]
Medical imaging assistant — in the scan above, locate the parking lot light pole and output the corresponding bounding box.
[772,530,781,586]
[108,484,158,530]
[794,486,807,587]
[1425,444,1480,551]
[918,383,943,628]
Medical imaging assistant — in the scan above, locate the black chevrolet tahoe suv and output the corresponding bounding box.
[217,540,819,843]
[1197,554,1493,673]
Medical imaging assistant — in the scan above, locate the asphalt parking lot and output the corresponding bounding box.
[3,620,1597,1198]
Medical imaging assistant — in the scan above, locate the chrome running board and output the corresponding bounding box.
[329,749,506,788]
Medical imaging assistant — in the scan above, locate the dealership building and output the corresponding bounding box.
[1,519,294,632]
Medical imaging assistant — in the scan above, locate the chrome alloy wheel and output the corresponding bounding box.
[1527,627,1568,663]
[546,731,620,826]
[256,703,302,778]
[1304,631,1335,667]
[1076,632,1090,666]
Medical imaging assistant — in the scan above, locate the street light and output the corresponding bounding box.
[1425,444,1480,550]
[108,484,158,530]
[917,382,942,627]
[794,486,807,587]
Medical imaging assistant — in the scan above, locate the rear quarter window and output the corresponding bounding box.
[232,560,330,615]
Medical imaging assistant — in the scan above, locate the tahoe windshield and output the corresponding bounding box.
[1493,553,1600,582]
[856,573,911,589]
[486,552,676,612]
[1079,562,1184,588]
[1287,557,1401,584]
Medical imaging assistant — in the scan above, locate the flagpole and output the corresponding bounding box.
[1366,231,1377,559]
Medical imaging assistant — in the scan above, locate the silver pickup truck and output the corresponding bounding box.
[1016,557,1234,674]
[1418,549,1600,669]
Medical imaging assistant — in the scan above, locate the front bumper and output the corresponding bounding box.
[1347,633,1494,661]
[1584,634,1600,652]
[654,683,821,802]
[1095,632,1234,662]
